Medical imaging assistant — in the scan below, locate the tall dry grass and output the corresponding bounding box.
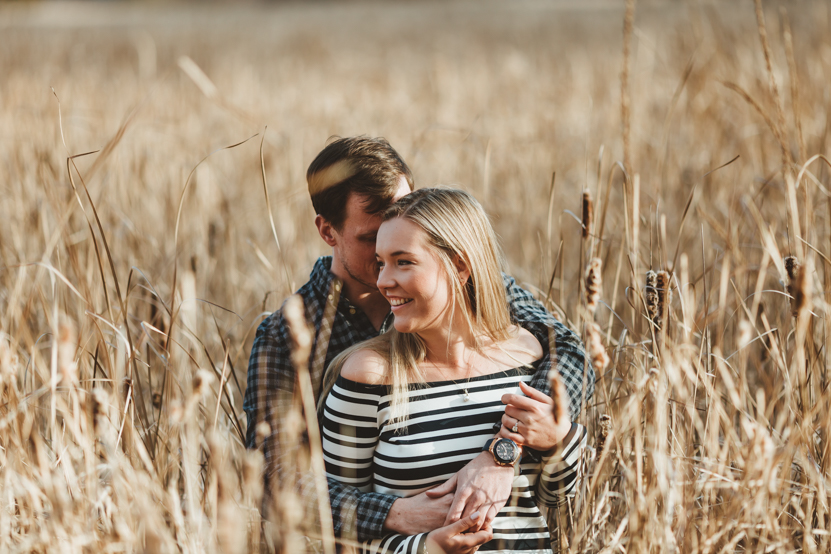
[2,0,831,551]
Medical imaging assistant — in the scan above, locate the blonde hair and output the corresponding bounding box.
[319,187,515,424]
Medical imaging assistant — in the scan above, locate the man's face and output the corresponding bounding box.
[331,175,411,293]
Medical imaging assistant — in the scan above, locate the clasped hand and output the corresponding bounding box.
[498,378,572,452]
[386,376,571,553]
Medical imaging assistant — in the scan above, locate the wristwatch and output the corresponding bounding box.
[483,438,521,467]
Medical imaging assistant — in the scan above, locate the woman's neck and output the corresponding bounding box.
[419,322,479,377]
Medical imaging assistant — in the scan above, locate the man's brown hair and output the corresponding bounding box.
[306,136,414,229]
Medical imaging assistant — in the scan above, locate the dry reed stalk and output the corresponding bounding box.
[621,0,635,172]
[283,295,335,554]
[781,8,806,164]
[754,0,792,172]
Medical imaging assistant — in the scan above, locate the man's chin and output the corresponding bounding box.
[344,266,381,293]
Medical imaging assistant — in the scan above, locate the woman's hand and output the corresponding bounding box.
[425,512,493,554]
[498,377,571,452]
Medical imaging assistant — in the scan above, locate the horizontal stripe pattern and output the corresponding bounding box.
[323,366,586,554]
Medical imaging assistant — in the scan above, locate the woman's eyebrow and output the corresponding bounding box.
[375,250,414,258]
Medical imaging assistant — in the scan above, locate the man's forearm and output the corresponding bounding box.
[325,476,399,542]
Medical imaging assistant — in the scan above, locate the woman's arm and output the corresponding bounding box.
[535,422,587,507]
[322,354,432,553]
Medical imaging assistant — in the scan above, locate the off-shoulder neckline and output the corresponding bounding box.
[334,357,544,391]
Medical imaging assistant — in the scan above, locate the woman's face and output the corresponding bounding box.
[375,217,468,335]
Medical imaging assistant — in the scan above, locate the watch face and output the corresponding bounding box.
[495,439,518,463]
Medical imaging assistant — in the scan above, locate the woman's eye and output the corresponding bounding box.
[376,260,385,269]
[397,260,412,266]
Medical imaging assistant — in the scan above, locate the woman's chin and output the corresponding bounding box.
[393,319,419,334]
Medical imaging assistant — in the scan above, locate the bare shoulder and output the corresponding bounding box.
[503,325,544,364]
[340,348,389,385]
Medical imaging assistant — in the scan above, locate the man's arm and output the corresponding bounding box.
[503,273,595,418]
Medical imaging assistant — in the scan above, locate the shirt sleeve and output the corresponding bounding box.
[535,423,588,507]
[244,315,399,541]
[322,377,428,553]
[502,273,595,419]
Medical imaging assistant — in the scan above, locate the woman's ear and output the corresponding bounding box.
[452,254,471,285]
[315,215,339,247]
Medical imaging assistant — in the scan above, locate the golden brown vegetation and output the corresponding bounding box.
[2,0,831,552]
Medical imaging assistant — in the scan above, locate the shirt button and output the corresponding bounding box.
[349,308,356,315]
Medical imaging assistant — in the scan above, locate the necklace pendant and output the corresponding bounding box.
[463,389,471,402]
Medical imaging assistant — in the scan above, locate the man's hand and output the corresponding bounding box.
[498,379,571,452]
[383,489,454,535]
[426,451,514,528]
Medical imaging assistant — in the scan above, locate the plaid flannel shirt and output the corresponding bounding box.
[243,256,594,542]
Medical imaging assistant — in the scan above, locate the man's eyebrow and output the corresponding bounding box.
[356,231,378,240]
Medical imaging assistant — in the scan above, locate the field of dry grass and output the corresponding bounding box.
[2,0,831,551]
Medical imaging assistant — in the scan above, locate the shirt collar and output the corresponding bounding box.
[308,255,394,331]
[309,256,338,298]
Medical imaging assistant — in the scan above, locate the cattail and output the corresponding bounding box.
[597,414,613,454]
[645,270,659,323]
[182,369,216,421]
[192,368,215,398]
[585,258,602,314]
[581,189,593,238]
[586,322,610,373]
[784,255,802,316]
[90,388,109,436]
[793,257,811,317]
[655,270,671,330]
[785,255,799,286]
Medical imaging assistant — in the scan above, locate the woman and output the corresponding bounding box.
[320,188,586,554]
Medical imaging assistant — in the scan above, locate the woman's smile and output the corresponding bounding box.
[387,296,413,309]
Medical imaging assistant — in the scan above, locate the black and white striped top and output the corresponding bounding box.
[322,363,587,554]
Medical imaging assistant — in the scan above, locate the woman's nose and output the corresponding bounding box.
[377,265,394,290]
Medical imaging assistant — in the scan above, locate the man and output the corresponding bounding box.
[243,136,594,544]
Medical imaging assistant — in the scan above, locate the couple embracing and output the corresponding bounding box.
[244,137,595,553]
